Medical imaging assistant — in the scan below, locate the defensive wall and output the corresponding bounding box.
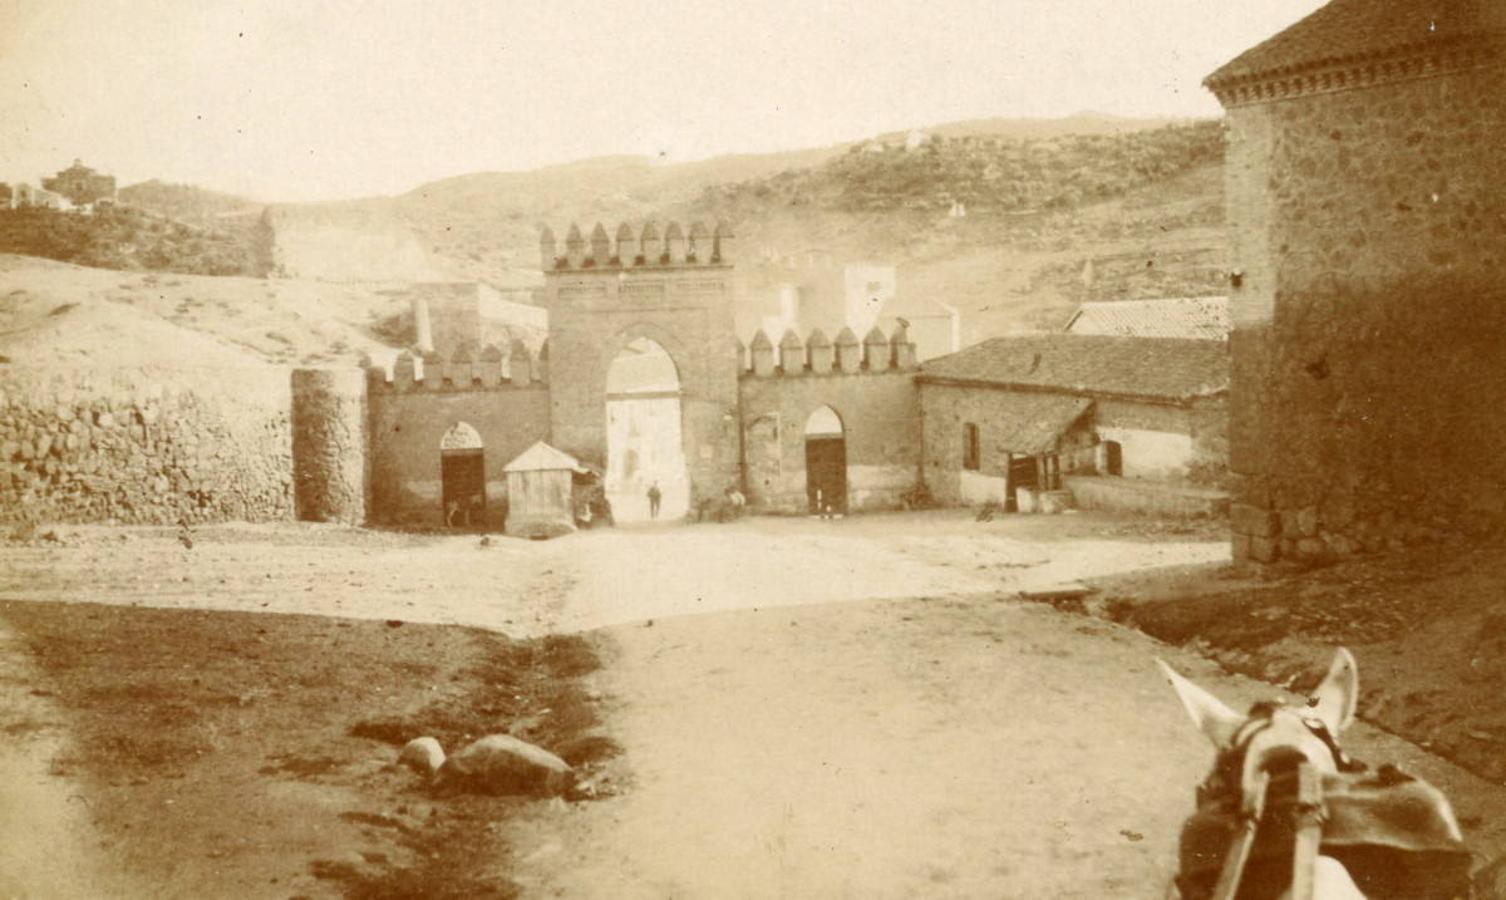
[362,345,549,528]
[1211,18,1506,561]
[0,364,294,525]
[0,211,1225,530]
[739,325,920,513]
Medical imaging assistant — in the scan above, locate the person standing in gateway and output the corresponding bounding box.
[647,481,662,520]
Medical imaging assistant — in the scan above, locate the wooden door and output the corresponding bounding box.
[441,450,486,526]
[805,437,847,514]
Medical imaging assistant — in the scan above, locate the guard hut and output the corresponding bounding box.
[504,441,586,539]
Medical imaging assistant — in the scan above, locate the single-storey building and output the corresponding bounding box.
[917,334,1229,512]
[504,440,586,538]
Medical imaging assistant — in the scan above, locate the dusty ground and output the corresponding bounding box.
[1084,538,1506,787]
[1,510,1502,898]
[0,599,612,899]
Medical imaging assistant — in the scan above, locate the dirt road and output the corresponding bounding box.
[505,595,1506,899]
[0,511,1224,636]
[4,512,1504,898]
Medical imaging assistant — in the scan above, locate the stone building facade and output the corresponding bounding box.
[916,335,1229,509]
[1209,0,1506,561]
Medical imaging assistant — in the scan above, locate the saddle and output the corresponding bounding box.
[1176,764,1474,900]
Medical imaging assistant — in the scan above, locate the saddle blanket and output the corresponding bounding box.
[1177,766,1474,900]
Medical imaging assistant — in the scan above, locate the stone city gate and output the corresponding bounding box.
[540,222,743,508]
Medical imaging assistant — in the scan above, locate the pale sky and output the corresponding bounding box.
[0,0,1326,202]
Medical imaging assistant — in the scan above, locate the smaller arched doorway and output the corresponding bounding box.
[440,422,485,527]
[804,406,847,516]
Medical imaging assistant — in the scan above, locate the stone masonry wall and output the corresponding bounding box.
[1224,61,1506,561]
[0,365,293,525]
[366,373,550,528]
[291,368,368,524]
[918,383,1097,507]
[738,370,919,513]
[545,261,742,508]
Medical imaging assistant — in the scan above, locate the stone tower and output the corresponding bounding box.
[1208,0,1506,562]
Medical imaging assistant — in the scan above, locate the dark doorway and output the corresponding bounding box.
[803,405,847,515]
[806,437,847,515]
[439,421,486,527]
[441,450,485,527]
[1104,441,1123,476]
[1005,454,1039,513]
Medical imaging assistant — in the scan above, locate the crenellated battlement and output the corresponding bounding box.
[741,323,917,378]
[364,341,548,392]
[540,220,735,271]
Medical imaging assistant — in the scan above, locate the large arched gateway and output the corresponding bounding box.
[542,222,741,514]
[605,337,689,521]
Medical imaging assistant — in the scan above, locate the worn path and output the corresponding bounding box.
[507,595,1506,898]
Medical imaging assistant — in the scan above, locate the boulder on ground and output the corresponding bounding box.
[398,736,446,775]
[433,734,573,796]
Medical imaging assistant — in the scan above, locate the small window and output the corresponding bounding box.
[962,423,980,471]
[1103,440,1123,477]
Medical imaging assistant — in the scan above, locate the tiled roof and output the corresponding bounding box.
[1064,296,1229,341]
[988,395,1094,455]
[1206,0,1505,88]
[918,334,1229,402]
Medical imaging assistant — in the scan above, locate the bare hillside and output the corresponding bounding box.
[265,114,1227,340]
[0,255,408,368]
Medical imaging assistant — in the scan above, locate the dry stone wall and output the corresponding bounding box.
[0,365,293,525]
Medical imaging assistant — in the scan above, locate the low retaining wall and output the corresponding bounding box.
[0,365,294,525]
[1064,474,1229,518]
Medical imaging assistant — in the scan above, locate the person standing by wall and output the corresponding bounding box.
[647,481,662,520]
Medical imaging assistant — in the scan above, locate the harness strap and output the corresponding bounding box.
[1211,770,1270,900]
[1288,763,1326,900]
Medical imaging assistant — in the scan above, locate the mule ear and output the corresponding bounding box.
[1157,659,1243,749]
[1308,648,1358,734]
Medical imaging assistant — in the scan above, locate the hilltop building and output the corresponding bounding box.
[1207,0,1506,562]
[41,159,116,207]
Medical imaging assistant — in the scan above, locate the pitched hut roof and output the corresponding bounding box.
[503,441,586,473]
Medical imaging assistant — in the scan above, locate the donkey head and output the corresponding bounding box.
[1158,649,1359,814]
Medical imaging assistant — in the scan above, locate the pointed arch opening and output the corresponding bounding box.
[440,421,485,527]
[605,337,689,522]
[804,405,847,516]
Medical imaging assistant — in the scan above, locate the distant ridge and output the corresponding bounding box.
[873,111,1206,143]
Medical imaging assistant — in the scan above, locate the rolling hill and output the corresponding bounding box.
[1,113,1230,367]
[258,113,1227,341]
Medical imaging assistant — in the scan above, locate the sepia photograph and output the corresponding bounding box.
[1,0,1504,896]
